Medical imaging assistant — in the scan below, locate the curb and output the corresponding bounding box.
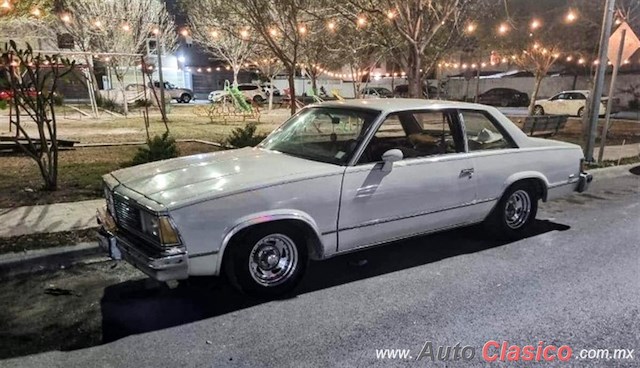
[589,163,639,180]
[0,242,106,279]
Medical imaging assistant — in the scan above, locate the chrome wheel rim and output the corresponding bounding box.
[248,234,298,287]
[504,190,531,229]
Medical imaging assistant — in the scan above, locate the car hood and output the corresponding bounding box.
[108,147,340,209]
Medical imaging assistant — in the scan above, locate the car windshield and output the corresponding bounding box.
[260,107,379,165]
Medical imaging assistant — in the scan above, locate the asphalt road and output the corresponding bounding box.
[1,169,639,368]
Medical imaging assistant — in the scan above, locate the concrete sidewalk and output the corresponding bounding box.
[595,143,640,162]
[0,199,103,238]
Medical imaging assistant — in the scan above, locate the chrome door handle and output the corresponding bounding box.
[459,168,474,178]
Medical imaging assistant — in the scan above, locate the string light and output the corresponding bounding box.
[327,21,336,31]
[94,20,102,27]
[240,29,249,39]
[357,17,366,27]
[566,10,577,23]
[269,28,278,36]
[31,7,41,17]
[60,14,71,23]
[530,19,541,30]
[1,0,10,10]
[122,24,130,32]
[210,30,219,38]
[387,10,396,19]
[498,23,509,35]
[298,25,306,34]
[466,23,476,33]
[181,29,189,37]
[153,28,160,35]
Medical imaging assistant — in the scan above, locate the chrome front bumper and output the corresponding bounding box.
[97,210,188,282]
[576,172,593,193]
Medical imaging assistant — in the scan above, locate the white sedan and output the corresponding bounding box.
[533,90,606,117]
[98,99,592,297]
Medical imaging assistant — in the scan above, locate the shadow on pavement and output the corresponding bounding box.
[100,219,569,344]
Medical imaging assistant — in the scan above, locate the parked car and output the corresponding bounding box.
[477,88,529,107]
[151,81,194,103]
[207,90,230,103]
[237,84,268,103]
[361,87,393,99]
[98,99,592,298]
[0,88,38,101]
[393,84,440,98]
[261,82,281,97]
[534,90,606,117]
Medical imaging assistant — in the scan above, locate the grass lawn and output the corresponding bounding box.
[0,141,221,208]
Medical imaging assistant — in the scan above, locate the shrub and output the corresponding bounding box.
[131,132,179,166]
[226,122,267,148]
[629,99,639,111]
[95,94,125,114]
[52,92,64,106]
[132,98,152,108]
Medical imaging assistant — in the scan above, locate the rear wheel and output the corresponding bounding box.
[577,107,585,117]
[484,182,538,240]
[533,105,545,115]
[225,223,308,298]
[180,93,192,103]
[253,95,265,104]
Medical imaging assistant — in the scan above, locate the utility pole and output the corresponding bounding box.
[584,0,615,162]
[155,30,168,124]
[598,29,626,163]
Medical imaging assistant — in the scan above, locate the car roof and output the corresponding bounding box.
[312,98,492,113]
[561,90,589,94]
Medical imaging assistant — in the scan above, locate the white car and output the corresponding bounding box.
[261,82,281,96]
[98,99,592,297]
[533,90,606,117]
[208,84,268,103]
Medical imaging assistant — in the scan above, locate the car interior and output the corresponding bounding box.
[359,110,463,163]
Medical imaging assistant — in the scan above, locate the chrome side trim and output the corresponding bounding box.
[338,197,497,232]
[332,219,484,257]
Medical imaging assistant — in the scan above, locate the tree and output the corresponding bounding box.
[0,0,57,49]
[59,0,176,115]
[1,42,74,190]
[338,0,474,98]
[220,0,322,114]
[183,0,256,86]
[298,18,344,96]
[252,48,284,111]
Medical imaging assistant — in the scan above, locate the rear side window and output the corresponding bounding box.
[461,110,515,151]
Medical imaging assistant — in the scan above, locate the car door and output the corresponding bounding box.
[459,109,521,214]
[337,109,477,252]
[547,93,568,115]
[567,92,587,116]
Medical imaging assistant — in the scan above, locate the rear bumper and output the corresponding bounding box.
[575,172,593,193]
[97,210,188,282]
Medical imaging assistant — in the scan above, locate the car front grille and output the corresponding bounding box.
[113,196,142,233]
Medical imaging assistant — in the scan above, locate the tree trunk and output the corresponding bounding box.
[268,76,274,111]
[310,73,318,96]
[407,47,422,98]
[288,66,296,115]
[233,68,239,87]
[528,73,544,115]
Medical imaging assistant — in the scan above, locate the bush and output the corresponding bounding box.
[131,132,179,166]
[95,94,125,114]
[629,99,639,111]
[132,98,152,108]
[52,92,64,106]
[226,122,267,148]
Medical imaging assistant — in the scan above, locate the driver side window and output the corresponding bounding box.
[359,110,462,164]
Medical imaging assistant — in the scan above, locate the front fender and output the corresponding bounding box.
[214,209,324,275]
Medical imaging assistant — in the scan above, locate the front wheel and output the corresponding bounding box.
[225,224,308,298]
[578,107,585,117]
[533,105,545,115]
[484,182,538,240]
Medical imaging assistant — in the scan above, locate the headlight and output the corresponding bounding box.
[140,211,181,246]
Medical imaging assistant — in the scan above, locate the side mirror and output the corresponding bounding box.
[381,149,403,172]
